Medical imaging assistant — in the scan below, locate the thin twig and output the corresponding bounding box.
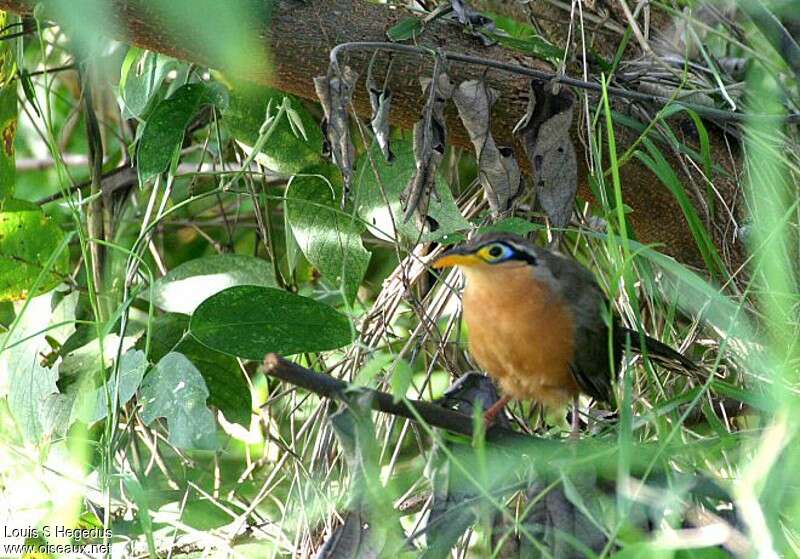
[329,41,800,123]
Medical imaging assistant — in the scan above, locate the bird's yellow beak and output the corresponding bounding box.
[432,248,481,268]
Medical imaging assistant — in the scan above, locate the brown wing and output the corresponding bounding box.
[540,250,617,405]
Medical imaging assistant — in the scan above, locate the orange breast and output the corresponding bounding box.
[462,265,579,409]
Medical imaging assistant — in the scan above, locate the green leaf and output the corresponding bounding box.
[0,10,17,197]
[489,32,563,61]
[0,83,17,198]
[75,349,147,423]
[711,379,774,413]
[0,199,68,302]
[149,253,277,314]
[389,359,413,403]
[675,548,730,559]
[139,352,219,450]
[477,217,539,237]
[286,166,370,304]
[137,82,228,182]
[354,352,394,387]
[387,17,422,42]
[18,68,39,118]
[3,293,60,442]
[354,140,470,243]
[58,331,140,377]
[122,476,158,558]
[8,345,59,443]
[138,313,251,427]
[119,48,179,119]
[610,544,673,559]
[189,285,354,360]
[354,352,414,402]
[488,13,563,61]
[222,81,323,175]
[484,12,564,62]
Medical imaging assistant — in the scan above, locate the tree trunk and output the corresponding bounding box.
[0,0,745,267]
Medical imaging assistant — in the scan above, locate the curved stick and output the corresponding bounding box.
[261,353,530,442]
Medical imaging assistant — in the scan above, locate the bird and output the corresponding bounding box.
[431,232,698,430]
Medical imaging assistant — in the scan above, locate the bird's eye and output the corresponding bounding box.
[480,243,512,263]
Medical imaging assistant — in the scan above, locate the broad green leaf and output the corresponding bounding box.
[2,293,60,442]
[223,81,323,175]
[286,166,370,304]
[0,199,68,302]
[119,48,179,119]
[354,140,470,243]
[75,349,147,423]
[137,82,228,182]
[58,332,140,377]
[139,352,219,450]
[138,313,251,427]
[189,285,354,360]
[149,253,277,314]
[8,348,59,443]
[387,17,422,42]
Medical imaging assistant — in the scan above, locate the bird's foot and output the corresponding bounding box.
[483,394,511,427]
[569,399,581,440]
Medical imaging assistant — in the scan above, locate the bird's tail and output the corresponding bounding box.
[617,327,702,376]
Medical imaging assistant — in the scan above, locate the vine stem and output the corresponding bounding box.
[330,41,800,124]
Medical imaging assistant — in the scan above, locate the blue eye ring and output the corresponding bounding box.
[480,242,514,263]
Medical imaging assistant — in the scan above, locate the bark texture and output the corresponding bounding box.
[0,0,745,266]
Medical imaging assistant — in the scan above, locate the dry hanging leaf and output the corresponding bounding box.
[453,80,521,216]
[514,80,577,229]
[314,65,358,207]
[401,61,453,223]
[366,73,394,162]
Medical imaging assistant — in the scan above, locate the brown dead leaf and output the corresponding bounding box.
[401,57,453,223]
[314,65,358,207]
[453,80,521,216]
[514,80,577,230]
[366,60,394,163]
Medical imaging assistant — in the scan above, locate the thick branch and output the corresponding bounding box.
[0,0,745,265]
[262,353,530,443]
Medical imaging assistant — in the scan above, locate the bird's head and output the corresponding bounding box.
[432,233,540,271]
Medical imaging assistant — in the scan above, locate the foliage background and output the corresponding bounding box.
[0,1,798,557]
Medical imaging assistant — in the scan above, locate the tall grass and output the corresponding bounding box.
[1,1,799,557]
